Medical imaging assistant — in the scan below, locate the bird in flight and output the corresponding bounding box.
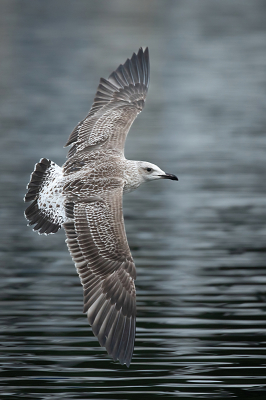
[24,47,178,367]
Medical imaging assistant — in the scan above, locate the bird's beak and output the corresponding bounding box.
[159,173,178,181]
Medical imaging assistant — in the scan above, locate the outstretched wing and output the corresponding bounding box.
[63,188,136,367]
[65,47,149,157]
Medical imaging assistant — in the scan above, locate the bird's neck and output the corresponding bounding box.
[123,160,143,193]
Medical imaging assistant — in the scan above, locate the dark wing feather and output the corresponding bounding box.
[65,47,149,158]
[63,189,136,367]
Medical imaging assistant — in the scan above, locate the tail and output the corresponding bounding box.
[24,158,65,235]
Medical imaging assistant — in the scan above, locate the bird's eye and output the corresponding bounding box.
[146,167,152,172]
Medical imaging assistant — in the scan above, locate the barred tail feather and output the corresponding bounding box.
[24,158,52,202]
[24,158,65,235]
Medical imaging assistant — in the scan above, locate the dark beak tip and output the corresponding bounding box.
[166,173,178,181]
[160,173,178,181]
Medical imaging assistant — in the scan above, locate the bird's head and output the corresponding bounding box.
[137,161,178,183]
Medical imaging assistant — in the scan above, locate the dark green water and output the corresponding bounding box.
[1,1,266,398]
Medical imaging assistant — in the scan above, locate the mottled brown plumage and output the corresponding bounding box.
[62,49,149,365]
[24,47,178,367]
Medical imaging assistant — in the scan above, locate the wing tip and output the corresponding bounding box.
[107,46,149,88]
[64,46,150,155]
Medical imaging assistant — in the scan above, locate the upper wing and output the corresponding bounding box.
[65,47,149,157]
[63,188,136,367]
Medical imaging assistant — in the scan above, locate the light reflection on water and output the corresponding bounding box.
[1,0,266,398]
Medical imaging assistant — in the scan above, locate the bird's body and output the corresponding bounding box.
[24,48,178,367]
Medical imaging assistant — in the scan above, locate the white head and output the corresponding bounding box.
[124,160,178,193]
[137,161,178,183]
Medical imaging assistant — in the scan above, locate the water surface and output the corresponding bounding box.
[1,1,266,398]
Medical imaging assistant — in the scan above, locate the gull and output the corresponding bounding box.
[24,47,178,367]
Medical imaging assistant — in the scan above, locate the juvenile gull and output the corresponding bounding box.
[24,47,178,367]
